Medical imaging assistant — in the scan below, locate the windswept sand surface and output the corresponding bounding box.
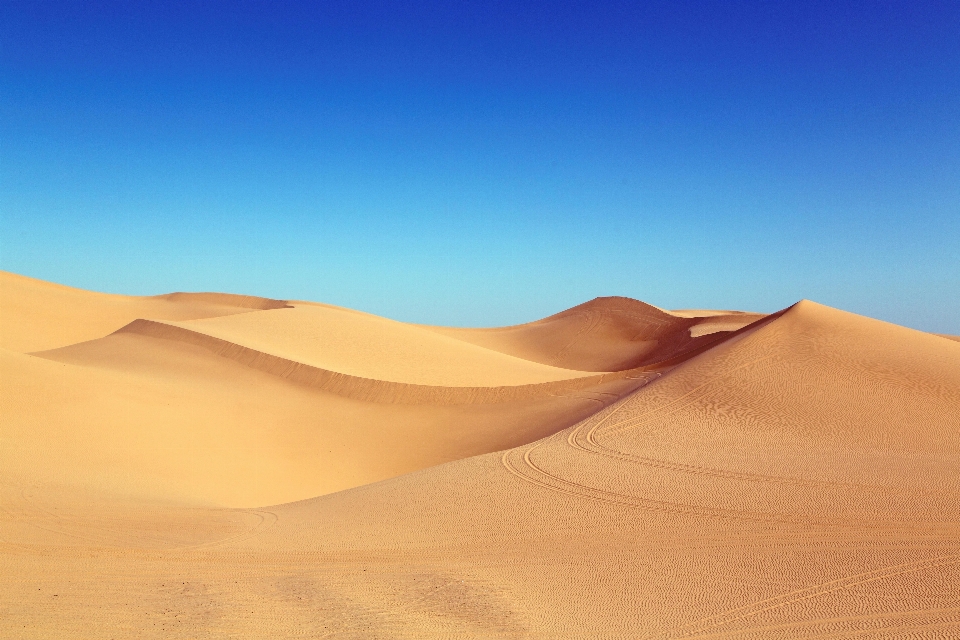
[2,270,959,638]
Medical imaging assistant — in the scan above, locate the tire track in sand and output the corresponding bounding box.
[657,554,960,639]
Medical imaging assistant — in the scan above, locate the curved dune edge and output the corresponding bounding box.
[167,303,594,386]
[110,313,780,405]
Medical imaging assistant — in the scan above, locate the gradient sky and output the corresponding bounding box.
[1,1,958,330]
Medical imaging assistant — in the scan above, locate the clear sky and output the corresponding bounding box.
[1,1,958,331]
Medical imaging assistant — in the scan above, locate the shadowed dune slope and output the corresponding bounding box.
[427,296,766,371]
[4,300,959,638]
[0,270,288,352]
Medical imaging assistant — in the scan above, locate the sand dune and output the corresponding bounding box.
[243,302,959,636]
[6,271,702,506]
[7,330,646,506]
[153,302,594,386]
[5,275,755,507]
[2,272,959,638]
[0,270,286,353]
[426,296,765,372]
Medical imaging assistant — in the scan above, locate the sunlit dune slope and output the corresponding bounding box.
[0,270,286,352]
[158,302,592,386]
[4,299,958,638]
[427,296,765,371]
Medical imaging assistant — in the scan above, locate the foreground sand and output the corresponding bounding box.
[2,270,959,638]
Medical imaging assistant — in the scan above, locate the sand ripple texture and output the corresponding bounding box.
[2,270,960,638]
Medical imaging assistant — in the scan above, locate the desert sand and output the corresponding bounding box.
[2,269,959,638]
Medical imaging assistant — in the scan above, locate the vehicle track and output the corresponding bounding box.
[501,421,960,531]
[550,309,605,365]
[659,554,960,639]
[502,438,846,526]
[568,418,910,495]
[595,352,781,439]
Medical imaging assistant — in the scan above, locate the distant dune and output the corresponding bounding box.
[0,270,287,353]
[2,270,958,638]
[425,296,766,371]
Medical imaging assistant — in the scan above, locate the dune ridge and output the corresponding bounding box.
[42,314,767,405]
[108,318,646,404]
[5,338,649,506]
[160,303,595,387]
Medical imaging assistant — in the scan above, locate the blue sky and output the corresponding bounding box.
[2,1,958,330]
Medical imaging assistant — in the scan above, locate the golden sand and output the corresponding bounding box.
[2,270,958,638]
